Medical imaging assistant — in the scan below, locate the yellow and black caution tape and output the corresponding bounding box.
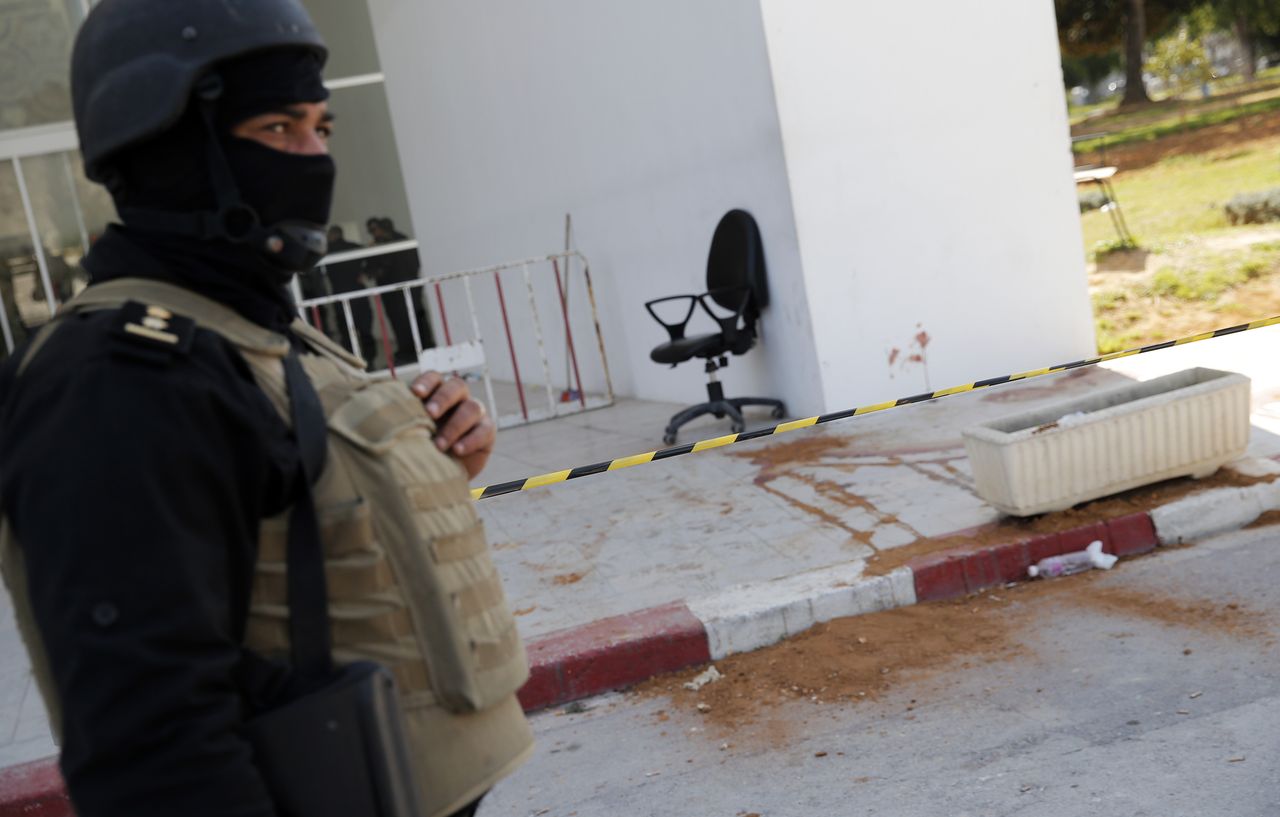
[472,315,1280,500]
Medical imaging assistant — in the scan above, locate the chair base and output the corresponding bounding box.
[663,396,786,445]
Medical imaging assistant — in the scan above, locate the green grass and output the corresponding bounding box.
[1095,322,1147,355]
[1090,242,1280,353]
[1080,141,1280,251]
[1073,93,1280,156]
[1089,236,1140,261]
[1068,99,1115,125]
[1148,249,1272,301]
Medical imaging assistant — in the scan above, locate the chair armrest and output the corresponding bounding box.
[644,295,699,342]
[697,287,750,344]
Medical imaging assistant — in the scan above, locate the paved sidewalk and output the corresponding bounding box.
[2,323,1278,782]
[481,324,1280,640]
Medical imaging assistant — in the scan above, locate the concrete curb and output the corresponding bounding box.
[688,565,915,660]
[1151,481,1280,545]
[7,477,1278,813]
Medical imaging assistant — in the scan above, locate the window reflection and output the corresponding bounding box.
[19,153,89,310]
[0,161,36,355]
[0,1,85,129]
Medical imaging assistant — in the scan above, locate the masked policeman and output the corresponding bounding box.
[0,2,533,816]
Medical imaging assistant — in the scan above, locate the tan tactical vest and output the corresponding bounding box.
[0,278,533,817]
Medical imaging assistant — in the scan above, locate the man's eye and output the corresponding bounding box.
[262,122,289,135]
[317,124,333,139]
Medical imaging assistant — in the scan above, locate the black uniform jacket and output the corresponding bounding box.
[0,228,301,817]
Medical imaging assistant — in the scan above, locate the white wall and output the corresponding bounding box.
[759,0,1096,410]
[365,0,824,413]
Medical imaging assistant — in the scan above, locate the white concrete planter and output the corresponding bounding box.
[962,368,1251,516]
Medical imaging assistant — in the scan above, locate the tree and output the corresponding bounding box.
[1209,0,1280,82]
[1057,0,1199,105]
[1062,52,1123,89]
[1145,16,1214,108]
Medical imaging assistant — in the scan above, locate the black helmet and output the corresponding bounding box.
[71,0,333,271]
[72,0,327,183]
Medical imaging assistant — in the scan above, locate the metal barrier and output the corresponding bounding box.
[298,249,614,429]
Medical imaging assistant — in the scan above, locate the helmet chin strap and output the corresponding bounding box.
[116,73,328,273]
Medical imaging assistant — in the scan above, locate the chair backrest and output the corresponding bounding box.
[706,209,767,323]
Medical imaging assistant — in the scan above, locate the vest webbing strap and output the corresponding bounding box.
[282,346,333,680]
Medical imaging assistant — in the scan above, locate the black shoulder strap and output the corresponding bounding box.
[281,348,332,680]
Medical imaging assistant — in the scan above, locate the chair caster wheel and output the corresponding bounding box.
[771,405,786,419]
[663,432,677,446]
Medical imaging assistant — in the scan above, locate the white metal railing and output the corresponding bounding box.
[298,249,614,429]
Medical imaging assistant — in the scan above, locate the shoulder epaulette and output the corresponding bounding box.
[109,300,196,364]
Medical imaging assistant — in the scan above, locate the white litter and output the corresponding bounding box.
[1027,540,1118,578]
[1057,410,1091,428]
[683,665,723,691]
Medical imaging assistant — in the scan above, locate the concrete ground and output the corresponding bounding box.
[484,522,1280,817]
[2,322,1277,771]
[479,324,1280,639]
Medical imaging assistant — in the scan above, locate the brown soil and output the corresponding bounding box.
[727,432,927,552]
[633,573,1271,748]
[729,428,945,470]
[1245,509,1280,529]
[1067,582,1271,641]
[733,433,854,468]
[863,468,1273,576]
[551,571,587,586]
[635,594,1023,737]
[1081,107,1280,173]
[1091,267,1280,355]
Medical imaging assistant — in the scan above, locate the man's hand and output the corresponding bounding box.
[411,371,495,479]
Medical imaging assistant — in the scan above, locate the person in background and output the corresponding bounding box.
[363,215,434,364]
[322,224,376,363]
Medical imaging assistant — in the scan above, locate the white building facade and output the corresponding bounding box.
[1,0,1094,421]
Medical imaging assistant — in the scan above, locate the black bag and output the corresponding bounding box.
[242,350,425,817]
[244,661,422,817]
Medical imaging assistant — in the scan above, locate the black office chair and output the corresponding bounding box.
[645,209,786,445]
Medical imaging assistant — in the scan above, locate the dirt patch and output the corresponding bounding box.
[730,433,856,471]
[979,369,1095,404]
[728,432,924,552]
[863,468,1273,576]
[1085,108,1280,173]
[1062,582,1272,641]
[634,593,1022,741]
[1091,262,1280,354]
[1094,248,1152,273]
[729,427,948,468]
[551,571,587,586]
[1245,509,1280,529]
[633,574,1269,748]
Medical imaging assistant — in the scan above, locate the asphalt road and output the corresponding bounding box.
[483,524,1280,817]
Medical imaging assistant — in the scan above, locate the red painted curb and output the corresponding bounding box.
[0,758,68,817]
[517,601,710,712]
[910,513,1155,602]
[1105,512,1158,556]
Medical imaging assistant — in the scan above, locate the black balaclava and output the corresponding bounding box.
[85,48,335,331]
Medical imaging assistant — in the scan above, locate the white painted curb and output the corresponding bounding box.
[687,564,916,660]
[1151,481,1280,545]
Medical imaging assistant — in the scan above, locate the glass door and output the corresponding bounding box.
[0,148,115,359]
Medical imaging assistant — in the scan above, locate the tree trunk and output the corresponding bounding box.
[1121,0,1151,105]
[1235,13,1257,83]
